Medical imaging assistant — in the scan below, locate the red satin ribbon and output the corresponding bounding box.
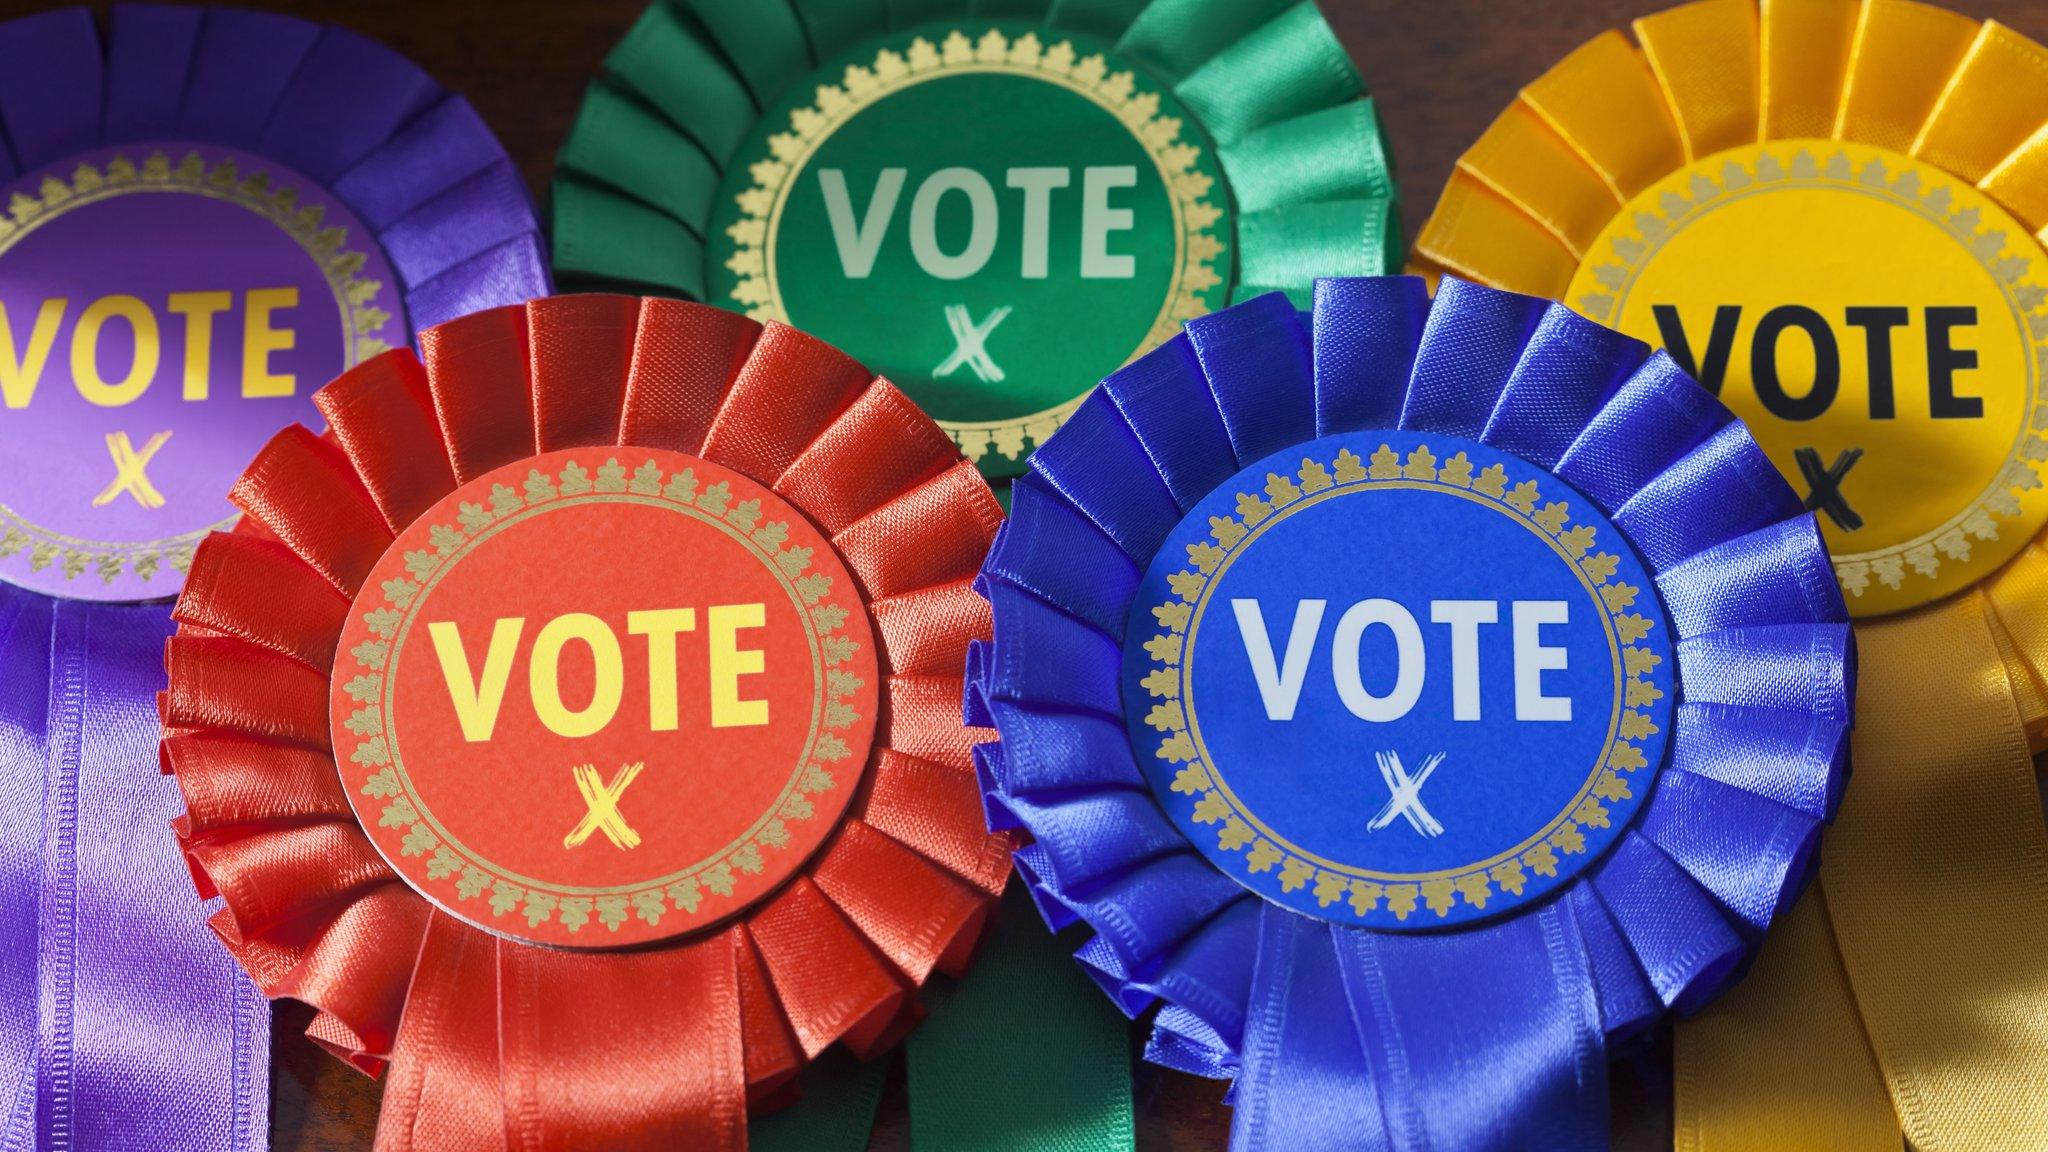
[161,296,1011,1149]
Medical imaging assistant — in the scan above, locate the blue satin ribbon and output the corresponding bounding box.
[972,275,1853,1149]
[0,7,551,1148]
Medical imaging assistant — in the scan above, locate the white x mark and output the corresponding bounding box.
[1369,751,1446,838]
[934,304,1012,384]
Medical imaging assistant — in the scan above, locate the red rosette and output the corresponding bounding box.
[158,294,1013,1149]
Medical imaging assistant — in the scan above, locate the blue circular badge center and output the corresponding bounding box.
[1125,431,1674,930]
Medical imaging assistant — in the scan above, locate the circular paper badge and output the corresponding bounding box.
[0,142,404,602]
[332,447,880,949]
[1127,431,1674,930]
[707,24,1232,476]
[1567,140,2048,618]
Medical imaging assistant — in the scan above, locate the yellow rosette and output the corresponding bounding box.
[1415,2,2048,1148]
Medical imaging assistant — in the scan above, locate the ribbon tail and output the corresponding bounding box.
[747,1051,888,1152]
[904,884,1134,1152]
[39,600,269,1150]
[1674,883,1895,1151]
[1229,906,1389,1152]
[1817,593,2048,1148]
[375,913,504,1152]
[1334,900,1607,1152]
[497,928,747,1151]
[0,587,50,1151]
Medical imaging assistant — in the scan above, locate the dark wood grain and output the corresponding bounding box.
[19,0,2044,1146]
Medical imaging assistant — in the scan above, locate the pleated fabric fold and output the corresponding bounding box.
[1409,4,2048,1146]
[0,6,547,1150]
[161,296,1009,1148]
[553,0,1398,308]
[973,275,1851,1149]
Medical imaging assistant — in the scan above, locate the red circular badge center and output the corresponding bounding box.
[332,448,879,949]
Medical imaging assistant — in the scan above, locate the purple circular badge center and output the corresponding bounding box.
[0,142,404,601]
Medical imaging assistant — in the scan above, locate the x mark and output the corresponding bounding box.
[934,304,1012,385]
[1369,750,1446,838]
[1795,446,1864,532]
[564,762,644,851]
[92,430,172,509]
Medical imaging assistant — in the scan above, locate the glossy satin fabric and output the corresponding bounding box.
[973,276,1851,1148]
[162,296,1011,1149]
[1682,586,2048,1151]
[0,588,269,1152]
[1407,3,2048,1144]
[0,6,549,1148]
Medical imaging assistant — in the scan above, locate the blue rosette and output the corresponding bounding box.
[969,275,1852,1147]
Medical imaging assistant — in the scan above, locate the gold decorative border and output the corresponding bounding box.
[1575,146,2048,603]
[0,150,396,587]
[723,27,1225,463]
[341,455,866,936]
[1142,443,1666,922]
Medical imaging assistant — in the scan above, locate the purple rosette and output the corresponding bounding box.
[0,7,548,1149]
[969,276,1853,1148]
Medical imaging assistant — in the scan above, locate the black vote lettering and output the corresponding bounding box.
[1794,446,1865,532]
[1843,307,1908,419]
[1751,305,1840,422]
[1652,304,1741,394]
[1925,306,1982,419]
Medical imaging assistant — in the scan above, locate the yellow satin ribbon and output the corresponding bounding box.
[1411,2,2048,1146]
[1680,580,2048,1150]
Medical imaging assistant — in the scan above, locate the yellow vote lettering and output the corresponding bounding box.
[627,608,697,731]
[529,613,626,739]
[430,616,525,742]
[72,295,160,408]
[430,605,772,742]
[241,287,298,398]
[709,603,770,728]
[0,297,64,409]
[167,291,232,400]
[0,288,302,409]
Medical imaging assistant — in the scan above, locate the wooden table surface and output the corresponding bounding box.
[25,0,2048,1147]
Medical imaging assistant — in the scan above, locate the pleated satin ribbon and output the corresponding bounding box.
[555,3,1404,1144]
[554,0,1401,307]
[1405,2,2048,1143]
[0,7,548,1150]
[1680,576,2048,1151]
[163,295,1011,1149]
[972,276,1853,1149]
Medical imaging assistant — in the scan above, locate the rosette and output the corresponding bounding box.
[552,0,1398,482]
[159,293,1009,1148]
[1413,2,2048,1145]
[0,6,545,1148]
[971,275,1852,1149]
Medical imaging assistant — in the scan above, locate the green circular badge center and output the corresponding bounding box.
[710,26,1233,477]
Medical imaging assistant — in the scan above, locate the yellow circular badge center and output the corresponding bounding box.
[1566,140,2048,618]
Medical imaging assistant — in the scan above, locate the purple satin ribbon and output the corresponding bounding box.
[1,588,269,1151]
[0,7,551,1146]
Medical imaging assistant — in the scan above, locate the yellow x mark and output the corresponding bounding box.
[564,762,644,851]
[92,431,172,510]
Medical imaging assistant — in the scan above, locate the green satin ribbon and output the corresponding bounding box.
[906,886,1136,1152]
[748,1051,893,1152]
[552,0,1401,309]
[551,3,1404,1146]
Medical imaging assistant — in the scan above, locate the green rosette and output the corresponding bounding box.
[553,0,1398,482]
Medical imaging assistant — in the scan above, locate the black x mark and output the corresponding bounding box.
[1795,447,1864,532]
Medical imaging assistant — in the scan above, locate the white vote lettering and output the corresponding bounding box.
[817,165,1140,280]
[1231,597,1573,723]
